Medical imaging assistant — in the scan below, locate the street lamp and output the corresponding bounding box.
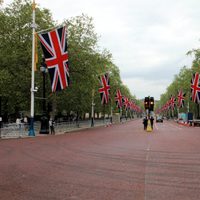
[91,89,95,127]
[0,96,2,138]
[39,57,49,134]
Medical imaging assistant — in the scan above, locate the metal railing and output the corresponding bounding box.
[0,117,132,139]
[0,123,28,139]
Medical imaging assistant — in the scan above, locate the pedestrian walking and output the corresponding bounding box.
[49,118,55,135]
[143,116,148,130]
[24,116,28,131]
[16,118,21,128]
[150,116,154,129]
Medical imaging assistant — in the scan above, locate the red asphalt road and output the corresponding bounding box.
[0,120,200,200]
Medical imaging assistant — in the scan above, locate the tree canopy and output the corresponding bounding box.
[0,0,140,121]
[156,49,200,118]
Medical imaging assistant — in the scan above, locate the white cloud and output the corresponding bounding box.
[123,77,170,100]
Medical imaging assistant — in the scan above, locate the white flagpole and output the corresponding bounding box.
[120,107,122,122]
[187,101,190,113]
[177,107,179,120]
[29,0,36,136]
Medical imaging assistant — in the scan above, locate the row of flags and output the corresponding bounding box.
[37,25,142,113]
[36,25,199,114]
[157,72,200,114]
[157,90,186,114]
[98,74,142,112]
[115,90,142,112]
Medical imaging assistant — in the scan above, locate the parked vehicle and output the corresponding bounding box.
[156,115,163,123]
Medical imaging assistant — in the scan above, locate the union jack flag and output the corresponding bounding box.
[38,26,69,92]
[123,96,130,110]
[170,95,176,110]
[177,90,186,108]
[115,89,123,108]
[165,100,170,110]
[98,73,110,105]
[191,72,200,103]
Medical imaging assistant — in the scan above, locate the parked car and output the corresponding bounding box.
[156,115,163,123]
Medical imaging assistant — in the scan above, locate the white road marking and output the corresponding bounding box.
[145,144,150,200]
[154,123,159,130]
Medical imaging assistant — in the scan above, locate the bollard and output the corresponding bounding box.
[146,120,152,132]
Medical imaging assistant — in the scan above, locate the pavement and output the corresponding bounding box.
[0,119,200,200]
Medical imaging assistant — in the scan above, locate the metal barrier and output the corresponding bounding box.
[54,119,109,133]
[0,122,41,139]
[188,119,200,127]
[0,117,132,139]
[0,123,28,139]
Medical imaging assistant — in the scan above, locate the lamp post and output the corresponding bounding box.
[109,97,112,124]
[0,96,2,138]
[39,57,49,134]
[91,89,95,127]
[197,104,200,119]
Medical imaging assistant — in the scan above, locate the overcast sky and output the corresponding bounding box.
[3,0,200,99]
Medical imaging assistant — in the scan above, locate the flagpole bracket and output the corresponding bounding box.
[31,23,37,29]
[30,87,38,92]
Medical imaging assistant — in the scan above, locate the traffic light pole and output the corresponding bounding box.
[144,96,154,118]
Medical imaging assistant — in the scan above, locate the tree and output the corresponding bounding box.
[1,4,139,121]
[0,0,54,119]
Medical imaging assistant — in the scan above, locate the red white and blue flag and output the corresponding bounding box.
[191,72,200,103]
[98,73,110,105]
[166,100,170,110]
[123,96,130,110]
[170,95,176,110]
[38,26,69,92]
[177,90,186,108]
[115,89,123,108]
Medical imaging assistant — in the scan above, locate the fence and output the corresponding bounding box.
[0,123,29,139]
[0,117,131,139]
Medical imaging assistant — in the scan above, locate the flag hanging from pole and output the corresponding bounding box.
[170,95,176,110]
[38,26,69,92]
[98,73,110,105]
[115,89,123,109]
[34,33,38,71]
[177,90,186,108]
[123,96,130,110]
[191,72,200,103]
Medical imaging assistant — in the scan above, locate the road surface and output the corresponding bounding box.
[0,119,200,200]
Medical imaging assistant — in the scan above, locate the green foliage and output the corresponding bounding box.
[157,49,200,118]
[0,1,141,120]
[0,0,54,117]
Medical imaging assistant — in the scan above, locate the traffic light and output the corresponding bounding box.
[149,97,154,111]
[144,97,149,109]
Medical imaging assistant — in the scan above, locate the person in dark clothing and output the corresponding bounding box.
[143,117,148,130]
[49,119,55,135]
[150,116,154,129]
